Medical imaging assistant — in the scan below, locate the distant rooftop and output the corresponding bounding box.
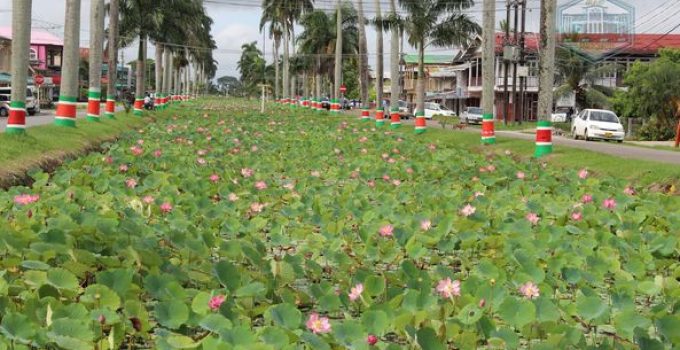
[0,26,64,46]
[403,54,456,65]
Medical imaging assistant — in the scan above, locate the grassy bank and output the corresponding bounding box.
[0,109,171,186]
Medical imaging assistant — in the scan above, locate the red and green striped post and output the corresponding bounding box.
[361,107,370,121]
[414,112,426,134]
[481,113,496,144]
[54,96,77,127]
[375,107,385,126]
[86,88,101,122]
[105,95,116,118]
[390,107,401,129]
[133,96,144,116]
[534,120,553,157]
[331,98,340,114]
[6,101,26,134]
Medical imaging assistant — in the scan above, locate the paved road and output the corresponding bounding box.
[1,105,127,131]
[398,118,680,165]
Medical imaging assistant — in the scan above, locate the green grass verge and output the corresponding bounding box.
[0,110,169,178]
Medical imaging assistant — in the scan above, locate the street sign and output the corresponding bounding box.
[340,84,346,93]
[34,74,44,86]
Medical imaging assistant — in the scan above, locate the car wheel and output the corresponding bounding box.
[0,108,8,117]
[617,140,623,143]
[584,129,590,141]
[28,110,36,116]
[572,128,578,140]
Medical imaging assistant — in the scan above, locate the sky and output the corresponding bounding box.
[1,0,679,79]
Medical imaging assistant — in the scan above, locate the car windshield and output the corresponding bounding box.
[440,105,451,111]
[26,89,33,97]
[425,103,438,110]
[555,107,570,113]
[399,101,407,107]
[590,111,619,123]
[468,107,483,114]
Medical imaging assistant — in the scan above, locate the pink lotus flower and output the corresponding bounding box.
[571,211,583,221]
[14,194,40,206]
[516,171,526,180]
[255,181,268,190]
[142,195,154,204]
[350,171,360,179]
[104,156,113,164]
[241,168,254,178]
[406,168,414,174]
[379,224,394,237]
[367,335,378,346]
[130,146,143,156]
[428,144,437,151]
[208,295,226,311]
[421,220,432,231]
[209,174,220,183]
[160,202,173,214]
[436,278,461,298]
[153,149,162,158]
[578,168,589,179]
[251,145,258,152]
[348,283,364,301]
[624,186,636,196]
[603,198,617,210]
[479,299,486,308]
[125,178,137,188]
[310,170,321,177]
[519,281,540,299]
[392,179,401,186]
[474,192,485,198]
[486,165,496,172]
[136,139,144,145]
[250,202,265,213]
[582,194,593,204]
[526,212,540,225]
[306,313,332,334]
[387,158,396,164]
[196,158,207,165]
[197,149,207,156]
[360,148,368,154]
[228,193,239,202]
[367,180,376,188]
[119,164,129,173]
[461,204,476,217]
[359,136,368,143]
[382,175,391,181]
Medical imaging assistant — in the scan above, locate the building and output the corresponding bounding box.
[401,54,458,106]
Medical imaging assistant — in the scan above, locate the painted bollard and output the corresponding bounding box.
[375,107,385,127]
[361,107,371,121]
[535,120,553,157]
[414,112,426,134]
[481,113,496,144]
[133,97,144,116]
[87,88,101,122]
[390,108,401,129]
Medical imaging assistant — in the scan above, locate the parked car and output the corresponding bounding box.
[424,102,455,119]
[551,106,575,123]
[0,87,39,116]
[398,100,413,119]
[0,94,9,117]
[320,97,331,110]
[461,106,484,124]
[571,109,625,143]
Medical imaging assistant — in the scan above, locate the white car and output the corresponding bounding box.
[0,87,39,116]
[571,109,625,143]
[424,102,455,119]
[462,106,484,124]
[551,106,574,123]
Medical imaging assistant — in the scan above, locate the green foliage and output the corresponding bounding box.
[0,98,678,349]
[612,48,680,140]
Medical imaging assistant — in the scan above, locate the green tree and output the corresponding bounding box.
[399,0,480,131]
[238,42,266,97]
[554,47,617,110]
[613,48,680,141]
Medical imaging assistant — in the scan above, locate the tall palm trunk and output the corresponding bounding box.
[414,39,427,133]
[290,26,296,103]
[87,0,105,122]
[334,0,342,107]
[274,35,280,100]
[55,0,81,127]
[134,36,146,116]
[481,0,496,143]
[164,49,172,105]
[283,24,290,104]
[316,55,322,103]
[185,47,190,100]
[105,0,118,118]
[374,0,384,113]
[357,0,369,113]
[7,0,32,133]
[155,43,163,105]
[389,0,400,128]
[535,0,557,157]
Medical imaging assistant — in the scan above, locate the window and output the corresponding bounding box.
[590,111,619,123]
[29,48,38,61]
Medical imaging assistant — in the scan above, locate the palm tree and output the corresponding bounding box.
[55,0,81,127]
[105,0,119,118]
[87,0,105,122]
[387,0,401,128]
[482,0,496,144]
[238,42,266,97]
[357,0,369,118]
[536,0,557,157]
[334,0,342,108]
[7,0,32,134]
[260,17,283,100]
[554,47,616,110]
[399,0,480,134]
[373,0,384,119]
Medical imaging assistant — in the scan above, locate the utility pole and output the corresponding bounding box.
[333,0,343,112]
[481,0,496,144]
[7,0,32,134]
[535,0,557,157]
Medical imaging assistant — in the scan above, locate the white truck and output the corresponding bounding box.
[0,86,40,115]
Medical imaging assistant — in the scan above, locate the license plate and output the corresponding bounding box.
[604,132,613,138]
